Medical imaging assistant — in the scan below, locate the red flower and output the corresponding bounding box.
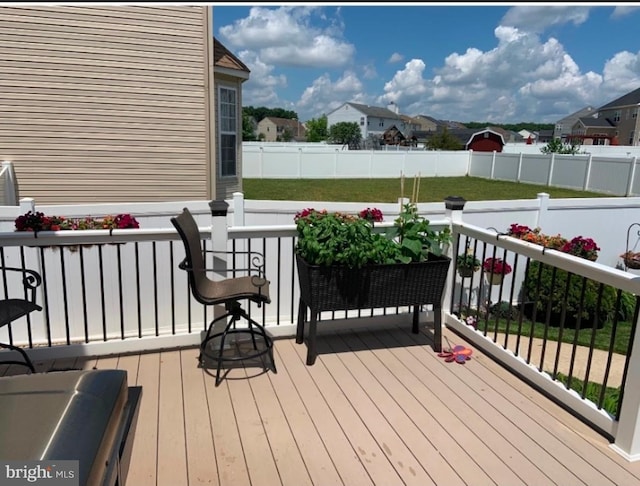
[483,257,512,275]
[359,207,383,223]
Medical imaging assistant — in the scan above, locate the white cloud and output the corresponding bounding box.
[218,6,354,68]
[388,52,404,64]
[297,71,366,117]
[376,25,617,123]
[500,6,591,33]
[611,6,640,19]
[236,51,288,107]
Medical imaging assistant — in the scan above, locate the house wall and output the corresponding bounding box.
[327,103,369,139]
[598,107,640,146]
[0,5,214,204]
[256,119,279,142]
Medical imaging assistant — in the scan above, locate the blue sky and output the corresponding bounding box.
[213,3,640,124]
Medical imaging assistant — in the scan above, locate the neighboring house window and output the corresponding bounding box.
[360,117,365,126]
[614,110,621,122]
[633,110,638,119]
[379,121,384,127]
[219,86,237,177]
[630,131,635,145]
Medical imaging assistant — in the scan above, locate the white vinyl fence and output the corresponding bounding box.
[242,144,640,196]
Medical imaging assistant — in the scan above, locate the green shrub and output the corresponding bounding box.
[490,301,519,319]
[522,261,618,328]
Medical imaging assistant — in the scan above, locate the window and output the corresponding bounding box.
[614,110,621,122]
[219,86,237,177]
[360,116,365,126]
[630,131,635,146]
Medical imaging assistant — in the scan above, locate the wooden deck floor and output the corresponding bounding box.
[4,324,640,486]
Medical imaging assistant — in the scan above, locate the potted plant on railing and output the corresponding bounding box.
[456,250,481,278]
[14,211,140,251]
[294,201,452,364]
[482,257,512,285]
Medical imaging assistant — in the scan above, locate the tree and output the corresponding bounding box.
[540,138,582,154]
[328,121,361,148]
[305,115,328,142]
[426,127,463,150]
[242,112,257,141]
[243,106,298,123]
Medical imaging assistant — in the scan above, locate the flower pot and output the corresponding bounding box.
[457,266,476,278]
[295,252,451,365]
[487,273,504,285]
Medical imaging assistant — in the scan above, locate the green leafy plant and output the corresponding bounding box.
[294,203,451,268]
[456,251,481,272]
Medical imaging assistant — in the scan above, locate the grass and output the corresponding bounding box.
[242,176,612,202]
[476,313,632,355]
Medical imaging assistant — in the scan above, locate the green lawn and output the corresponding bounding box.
[242,176,612,202]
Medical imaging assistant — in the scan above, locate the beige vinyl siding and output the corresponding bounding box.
[0,5,211,204]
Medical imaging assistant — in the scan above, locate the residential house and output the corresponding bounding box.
[592,86,640,146]
[0,5,248,204]
[411,114,441,132]
[554,106,596,141]
[465,128,505,152]
[570,117,617,145]
[326,102,404,141]
[535,129,554,144]
[256,117,306,142]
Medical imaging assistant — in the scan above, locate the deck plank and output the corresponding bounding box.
[226,362,282,485]
[180,346,219,485]
[203,363,252,485]
[246,358,314,486]
[125,351,160,485]
[268,343,344,486]
[290,334,405,485]
[5,330,640,485]
[337,330,468,486]
[278,338,374,486]
[321,331,439,486]
[156,350,188,486]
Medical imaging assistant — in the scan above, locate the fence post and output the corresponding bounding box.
[612,309,640,460]
[536,192,549,229]
[517,152,523,182]
[547,153,555,186]
[490,151,496,180]
[583,152,593,191]
[467,149,473,176]
[625,156,637,196]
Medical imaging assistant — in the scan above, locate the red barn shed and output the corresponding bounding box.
[465,129,505,152]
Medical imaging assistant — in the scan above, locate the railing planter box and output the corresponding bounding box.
[295,252,451,365]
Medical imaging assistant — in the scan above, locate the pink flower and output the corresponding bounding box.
[483,257,512,275]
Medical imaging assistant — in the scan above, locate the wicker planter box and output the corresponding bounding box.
[295,253,451,365]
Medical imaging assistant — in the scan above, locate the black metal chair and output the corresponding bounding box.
[171,207,276,386]
[0,266,43,373]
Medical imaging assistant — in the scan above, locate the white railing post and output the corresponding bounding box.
[1,161,18,206]
[467,149,473,176]
[611,309,640,461]
[536,192,549,229]
[19,197,35,214]
[209,199,229,277]
[232,191,245,227]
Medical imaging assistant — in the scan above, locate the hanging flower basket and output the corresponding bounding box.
[487,273,504,285]
[621,251,640,270]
